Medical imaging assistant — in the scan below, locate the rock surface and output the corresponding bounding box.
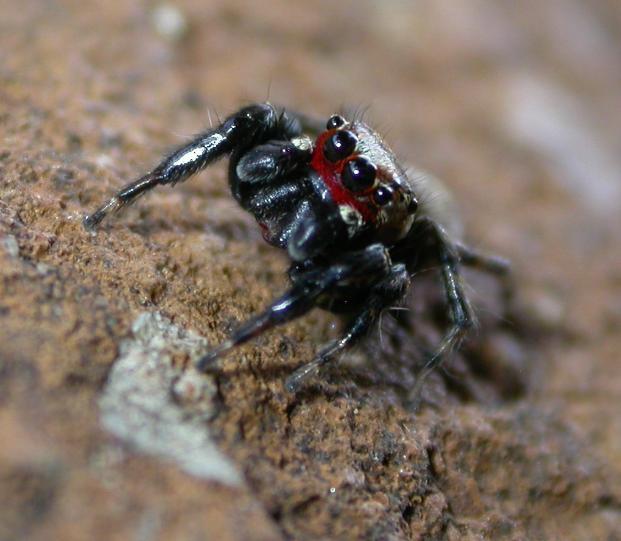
[1,1,621,540]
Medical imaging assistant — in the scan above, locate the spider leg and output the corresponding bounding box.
[195,275,325,371]
[454,240,515,307]
[232,140,350,258]
[454,241,510,276]
[284,263,410,392]
[231,139,312,205]
[412,219,475,396]
[84,103,285,229]
[196,244,392,372]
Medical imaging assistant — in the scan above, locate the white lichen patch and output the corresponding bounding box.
[1,235,20,257]
[99,312,242,486]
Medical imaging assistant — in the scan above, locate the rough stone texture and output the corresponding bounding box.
[1,1,621,540]
[99,312,241,486]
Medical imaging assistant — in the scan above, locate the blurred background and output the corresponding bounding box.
[1,0,621,539]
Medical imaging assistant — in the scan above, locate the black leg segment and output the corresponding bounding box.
[84,103,282,229]
[231,140,312,202]
[454,241,510,275]
[285,263,410,392]
[196,244,393,373]
[411,219,476,395]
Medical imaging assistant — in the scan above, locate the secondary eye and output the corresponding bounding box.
[323,130,358,163]
[341,156,377,192]
[326,114,346,130]
[372,185,393,206]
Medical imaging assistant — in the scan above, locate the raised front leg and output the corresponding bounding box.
[83,103,285,229]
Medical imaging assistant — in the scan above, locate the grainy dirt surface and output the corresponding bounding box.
[2,1,621,540]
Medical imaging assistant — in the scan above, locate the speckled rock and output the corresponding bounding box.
[1,1,621,540]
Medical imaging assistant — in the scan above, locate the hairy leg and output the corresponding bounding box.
[454,241,510,275]
[285,263,410,392]
[196,244,392,373]
[83,103,286,229]
[410,218,476,397]
[230,139,313,203]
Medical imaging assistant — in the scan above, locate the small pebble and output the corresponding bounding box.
[151,3,189,42]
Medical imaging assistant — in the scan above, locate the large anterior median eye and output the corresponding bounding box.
[323,130,358,163]
[341,156,377,192]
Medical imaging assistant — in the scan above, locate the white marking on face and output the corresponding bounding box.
[291,135,313,152]
[338,204,363,237]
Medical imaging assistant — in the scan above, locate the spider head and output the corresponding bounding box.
[311,115,418,244]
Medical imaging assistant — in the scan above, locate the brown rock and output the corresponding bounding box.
[1,1,620,540]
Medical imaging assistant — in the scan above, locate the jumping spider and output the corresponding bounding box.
[84,103,509,393]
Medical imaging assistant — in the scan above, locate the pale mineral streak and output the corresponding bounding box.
[99,312,242,486]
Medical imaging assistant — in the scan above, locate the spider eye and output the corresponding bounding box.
[323,130,358,163]
[342,156,377,192]
[326,114,346,130]
[372,185,393,206]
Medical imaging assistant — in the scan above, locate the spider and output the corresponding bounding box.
[84,103,509,393]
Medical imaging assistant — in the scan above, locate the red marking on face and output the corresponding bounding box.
[258,221,275,245]
[310,131,376,223]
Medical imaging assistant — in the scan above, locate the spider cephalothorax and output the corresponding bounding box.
[84,103,508,393]
[310,116,418,245]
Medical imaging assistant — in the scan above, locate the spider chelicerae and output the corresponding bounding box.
[84,103,509,393]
